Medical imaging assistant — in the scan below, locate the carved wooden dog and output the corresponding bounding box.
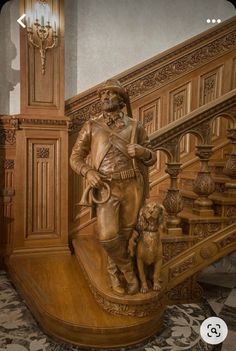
[136,202,165,293]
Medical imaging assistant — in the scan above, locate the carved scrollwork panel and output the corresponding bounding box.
[167,277,203,301]
[125,32,236,100]
[192,223,222,240]
[169,254,196,280]
[163,241,191,263]
[215,232,236,249]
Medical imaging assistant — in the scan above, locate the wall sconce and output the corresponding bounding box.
[26,0,58,75]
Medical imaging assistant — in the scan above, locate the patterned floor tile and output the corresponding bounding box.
[224,289,236,308]
[221,330,236,351]
[219,305,236,331]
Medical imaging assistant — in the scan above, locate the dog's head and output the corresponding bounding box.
[137,202,166,232]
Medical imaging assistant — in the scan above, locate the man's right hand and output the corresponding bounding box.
[86,170,103,188]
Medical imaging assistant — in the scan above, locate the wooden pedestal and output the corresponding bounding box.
[7,253,165,348]
[73,235,165,318]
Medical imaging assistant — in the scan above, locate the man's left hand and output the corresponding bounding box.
[127,144,146,158]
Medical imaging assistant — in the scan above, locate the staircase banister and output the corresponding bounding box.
[161,221,236,292]
[150,89,236,151]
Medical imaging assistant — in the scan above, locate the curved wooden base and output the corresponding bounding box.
[7,253,165,348]
[73,235,165,317]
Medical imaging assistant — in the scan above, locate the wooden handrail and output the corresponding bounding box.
[150,89,236,150]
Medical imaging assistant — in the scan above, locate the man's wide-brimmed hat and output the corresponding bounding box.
[98,79,133,117]
[98,79,128,101]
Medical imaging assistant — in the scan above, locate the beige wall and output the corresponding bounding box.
[64,0,235,99]
[0,0,235,112]
[0,0,20,115]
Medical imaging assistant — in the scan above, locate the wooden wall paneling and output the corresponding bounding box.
[27,140,59,238]
[139,98,162,174]
[0,117,16,265]
[139,98,161,135]
[13,127,69,252]
[199,66,223,107]
[20,0,64,116]
[232,57,236,89]
[169,83,191,157]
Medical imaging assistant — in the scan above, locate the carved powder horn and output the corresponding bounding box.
[76,182,111,207]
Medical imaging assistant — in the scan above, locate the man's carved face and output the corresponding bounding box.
[100,89,124,112]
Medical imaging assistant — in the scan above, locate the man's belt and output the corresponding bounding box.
[102,168,136,181]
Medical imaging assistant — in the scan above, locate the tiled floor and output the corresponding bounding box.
[198,272,236,351]
[0,271,235,351]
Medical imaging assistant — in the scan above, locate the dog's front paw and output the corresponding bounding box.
[140,284,148,293]
[153,282,161,291]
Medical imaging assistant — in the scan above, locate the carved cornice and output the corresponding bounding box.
[125,30,236,100]
[65,18,236,129]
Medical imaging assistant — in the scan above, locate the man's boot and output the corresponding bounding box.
[101,236,139,295]
[107,256,125,295]
[121,262,139,295]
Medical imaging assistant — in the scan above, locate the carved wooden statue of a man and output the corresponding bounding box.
[70,80,156,295]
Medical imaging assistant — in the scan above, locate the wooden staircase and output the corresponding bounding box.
[1,16,236,348]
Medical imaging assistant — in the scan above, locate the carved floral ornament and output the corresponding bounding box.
[204,76,216,92]
[174,95,184,107]
[143,110,154,125]
[169,256,196,280]
[0,130,16,145]
[36,147,50,158]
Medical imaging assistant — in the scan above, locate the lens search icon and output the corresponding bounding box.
[200,317,228,345]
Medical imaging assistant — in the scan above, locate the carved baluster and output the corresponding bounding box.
[163,163,183,235]
[223,128,236,194]
[193,145,215,216]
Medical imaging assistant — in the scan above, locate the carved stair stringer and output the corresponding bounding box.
[72,221,236,317]
[162,222,236,295]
